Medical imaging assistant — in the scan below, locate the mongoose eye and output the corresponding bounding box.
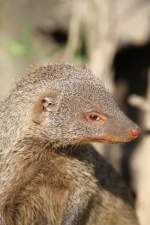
[85,112,107,125]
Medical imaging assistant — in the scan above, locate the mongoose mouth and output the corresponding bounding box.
[79,129,141,144]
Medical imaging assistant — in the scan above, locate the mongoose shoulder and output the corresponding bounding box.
[0,64,140,225]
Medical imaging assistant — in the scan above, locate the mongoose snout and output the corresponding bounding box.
[128,128,141,138]
[79,109,141,144]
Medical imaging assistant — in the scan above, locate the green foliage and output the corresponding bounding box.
[7,27,35,57]
[6,26,86,63]
[74,48,86,63]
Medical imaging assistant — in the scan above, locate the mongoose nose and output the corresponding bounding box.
[128,128,141,139]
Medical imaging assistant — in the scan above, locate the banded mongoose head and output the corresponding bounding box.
[5,64,141,148]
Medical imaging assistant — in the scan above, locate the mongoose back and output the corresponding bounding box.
[0,64,140,225]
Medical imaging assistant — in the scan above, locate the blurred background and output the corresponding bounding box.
[0,0,150,224]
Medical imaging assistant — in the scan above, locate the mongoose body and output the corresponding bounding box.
[0,64,140,225]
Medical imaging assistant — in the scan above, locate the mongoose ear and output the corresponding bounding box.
[32,89,61,124]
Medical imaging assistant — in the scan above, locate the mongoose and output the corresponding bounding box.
[0,64,141,225]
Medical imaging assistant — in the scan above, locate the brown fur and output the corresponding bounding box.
[0,64,140,225]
